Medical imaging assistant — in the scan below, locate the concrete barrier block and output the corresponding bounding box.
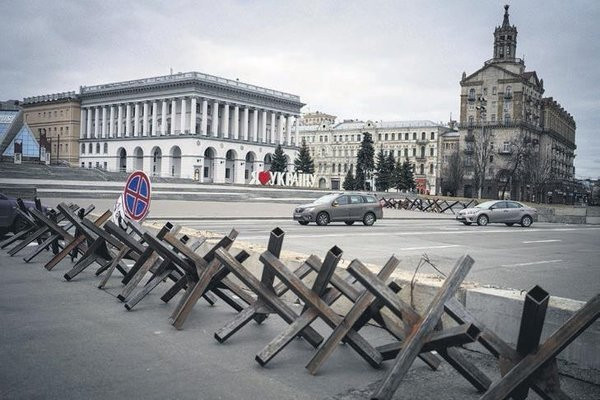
[465,287,600,372]
[586,216,600,225]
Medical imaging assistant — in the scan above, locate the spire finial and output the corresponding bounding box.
[502,4,510,27]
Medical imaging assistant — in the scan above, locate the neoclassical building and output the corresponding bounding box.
[299,118,452,193]
[78,71,304,183]
[458,5,576,199]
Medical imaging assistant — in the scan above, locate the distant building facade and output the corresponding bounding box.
[77,71,303,182]
[299,117,452,193]
[300,111,337,126]
[457,5,576,200]
[21,92,81,166]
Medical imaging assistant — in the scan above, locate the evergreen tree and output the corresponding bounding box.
[270,144,288,173]
[354,164,366,191]
[342,168,355,190]
[392,158,404,191]
[375,148,391,192]
[294,140,314,174]
[355,132,375,190]
[401,161,416,191]
[385,152,396,188]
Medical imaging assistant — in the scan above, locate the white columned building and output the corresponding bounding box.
[79,71,303,183]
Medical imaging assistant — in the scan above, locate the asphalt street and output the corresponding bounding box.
[169,218,600,302]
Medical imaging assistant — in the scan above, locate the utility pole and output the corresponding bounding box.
[476,96,487,199]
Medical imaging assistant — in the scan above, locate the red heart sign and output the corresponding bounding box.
[258,171,271,185]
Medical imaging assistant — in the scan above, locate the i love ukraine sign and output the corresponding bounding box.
[249,170,317,187]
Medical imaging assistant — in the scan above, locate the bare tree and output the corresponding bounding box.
[520,148,553,203]
[441,151,464,196]
[499,133,533,200]
[471,126,494,199]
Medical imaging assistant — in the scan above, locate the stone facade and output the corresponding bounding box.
[21,92,81,166]
[457,5,576,199]
[77,71,303,183]
[299,118,452,193]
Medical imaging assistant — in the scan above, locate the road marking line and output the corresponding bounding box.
[501,259,563,267]
[399,245,462,251]
[522,239,562,244]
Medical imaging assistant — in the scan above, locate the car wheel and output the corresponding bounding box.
[363,212,376,226]
[505,223,514,226]
[298,221,309,226]
[12,216,28,233]
[316,212,330,226]
[462,221,472,226]
[477,214,489,226]
[344,221,355,226]
[520,215,533,227]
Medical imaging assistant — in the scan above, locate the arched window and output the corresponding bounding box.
[103,143,108,154]
[404,133,409,140]
[96,143,100,153]
[421,132,426,140]
[420,164,424,175]
[430,164,434,174]
[468,88,476,100]
[81,144,85,154]
[332,164,336,173]
[385,133,388,141]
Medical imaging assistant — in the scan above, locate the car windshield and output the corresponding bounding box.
[313,194,340,204]
[475,201,498,209]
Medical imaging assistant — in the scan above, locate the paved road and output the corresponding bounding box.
[169,218,600,301]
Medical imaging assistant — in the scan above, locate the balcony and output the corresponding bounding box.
[415,155,427,162]
[416,139,429,145]
[498,148,512,155]
[504,93,513,100]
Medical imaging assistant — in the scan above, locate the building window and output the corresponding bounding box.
[96,143,100,153]
[430,132,435,140]
[88,162,92,168]
[429,164,434,174]
[103,143,108,154]
[430,147,434,156]
[404,148,408,157]
[504,114,511,124]
[419,164,424,174]
[88,143,92,153]
[412,148,416,156]
[81,162,84,168]
[404,133,408,140]
[81,144,85,154]
[412,132,416,140]
[385,133,388,141]
[491,114,496,123]
[421,132,426,140]
[492,86,497,95]
[468,88,476,101]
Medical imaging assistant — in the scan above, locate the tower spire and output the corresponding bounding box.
[502,4,510,28]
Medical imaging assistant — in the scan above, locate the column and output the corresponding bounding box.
[211,101,219,137]
[201,99,208,135]
[117,104,123,138]
[285,115,292,145]
[109,105,115,138]
[79,108,86,139]
[180,97,187,134]
[134,103,140,136]
[161,100,167,135]
[242,107,249,140]
[151,101,158,136]
[292,115,298,145]
[251,109,258,142]
[270,112,276,144]
[170,98,176,135]
[101,106,107,138]
[232,105,240,140]
[143,102,149,136]
[261,110,267,143]
[94,107,100,138]
[278,114,285,144]
[222,104,229,138]
[86,108,92,139]
[190,97,197,134]
[125,103,132,137]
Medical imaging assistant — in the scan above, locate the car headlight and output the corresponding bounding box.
[304,207,315,213]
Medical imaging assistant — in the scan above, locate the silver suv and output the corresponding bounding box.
[293,192,384,226]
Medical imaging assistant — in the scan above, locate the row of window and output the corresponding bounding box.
[37,126,70,136]
[34,108,70,120]
[81,142,108,155]
[305,131,437,144]
[82,161,108,170]
[318,162,435,175]
[468,86,511,99]
[314,146,436,158]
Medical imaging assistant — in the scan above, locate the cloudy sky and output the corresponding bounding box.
[2,0,599,177]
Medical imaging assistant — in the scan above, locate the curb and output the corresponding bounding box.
[145,216,456,221]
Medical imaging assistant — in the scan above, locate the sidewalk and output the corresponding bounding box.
[1,249,598,399]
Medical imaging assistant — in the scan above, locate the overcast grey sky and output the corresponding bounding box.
[1,0,598,178]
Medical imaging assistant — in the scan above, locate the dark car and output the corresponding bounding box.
[293,192,384,226]
[0,193,46,233]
